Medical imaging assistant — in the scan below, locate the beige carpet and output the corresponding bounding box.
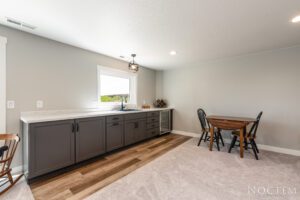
[1,177,34,200]
[2,137,300,200]
[85,138,300,200]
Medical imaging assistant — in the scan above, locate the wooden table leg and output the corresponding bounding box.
[209,126,214,151]
[239,127,244,158]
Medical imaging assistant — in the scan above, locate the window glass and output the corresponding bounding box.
[100,75,130,103]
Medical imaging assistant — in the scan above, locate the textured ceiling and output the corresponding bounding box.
[0,0,300,70]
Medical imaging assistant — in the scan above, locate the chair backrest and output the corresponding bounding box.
[0,134,20,174]
[247,112,263,138]
[197,108,210,131]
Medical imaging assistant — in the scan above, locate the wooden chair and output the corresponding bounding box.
[197,108,224,150]
[228,112,263,160]
[0,134,23,195]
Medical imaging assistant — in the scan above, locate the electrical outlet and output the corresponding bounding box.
[7,100,15,109]
[36,100,44,109]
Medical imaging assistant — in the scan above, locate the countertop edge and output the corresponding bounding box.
[21,108,173,124]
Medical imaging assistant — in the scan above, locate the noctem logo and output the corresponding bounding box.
[248,185,297,199]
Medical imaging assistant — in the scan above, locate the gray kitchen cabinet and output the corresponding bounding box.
[106,121,124,152]
[22,110,170,181]
[124,113,147,120]
[136,119,147,142]
[147,111,160,118]
[107,115,124,123]
[124,119,147,146]
[146,112,160,139]
[124,120,137,146]
[24,120,75,179]
[146,127,160,138]
[75,117,106,162]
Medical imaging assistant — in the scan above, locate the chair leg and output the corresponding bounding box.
[197,132,205,146]
[250,140,259,160]
[219,132,225,146]
[204,132,208,142]
[0,173,23,195]
[244,138,248,150]
[215,132,220,151]
[228,136,237,153]
[7,171,14,184]
[253,140,259,153]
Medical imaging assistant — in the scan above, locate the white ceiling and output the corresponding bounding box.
[0,0,300,70]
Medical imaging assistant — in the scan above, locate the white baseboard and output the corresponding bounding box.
[172,130,300,156]
[172,130,199,138]
[256,144,300,156]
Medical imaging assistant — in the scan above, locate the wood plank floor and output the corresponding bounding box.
[29,133,191,200]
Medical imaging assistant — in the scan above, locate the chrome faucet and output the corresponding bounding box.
[120,96,125,111]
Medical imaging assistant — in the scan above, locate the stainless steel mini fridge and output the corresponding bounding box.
[160,109,172,135]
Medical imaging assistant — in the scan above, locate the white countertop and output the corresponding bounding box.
[20,108,173,123]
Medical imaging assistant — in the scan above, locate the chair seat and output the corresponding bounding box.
[232,130,255,139]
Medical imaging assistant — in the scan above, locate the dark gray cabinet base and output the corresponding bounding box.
[23,111,166,182]
[75,117,105,162]
[24,120,75,179]
[106,122,124,152]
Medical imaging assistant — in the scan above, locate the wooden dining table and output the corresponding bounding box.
[206,115,256,158]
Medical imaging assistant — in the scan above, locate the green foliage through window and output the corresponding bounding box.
[100,94,129,103]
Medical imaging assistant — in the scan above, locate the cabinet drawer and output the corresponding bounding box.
[147,122,159,129]
[107,115,124,123]
[107,121,123,127]
[124,113,147,120]
[147,128,160,138]
[147,111,159,117]
[147,117,159,123]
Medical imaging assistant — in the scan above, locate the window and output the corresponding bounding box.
[98,66,137,105]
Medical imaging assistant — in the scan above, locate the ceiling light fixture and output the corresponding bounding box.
[291,15,300,23]
[170,50,177,55]
[128,54,139,72]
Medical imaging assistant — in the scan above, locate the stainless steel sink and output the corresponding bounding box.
[120,109,141,112]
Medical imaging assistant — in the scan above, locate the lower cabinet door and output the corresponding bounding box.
[29,120,75,178]
[124,120,137,146]
[106,122,124,152]
[125,119,147,146]
[136,119,147,142]
[75,117,106,162]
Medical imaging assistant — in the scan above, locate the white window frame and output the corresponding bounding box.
[0,36,7,133]
[97,66,137,106]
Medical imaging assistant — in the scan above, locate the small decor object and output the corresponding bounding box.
[142,104,151,109]
[142,100,150,109]
[128,54,139,72]
[153,99,167,108]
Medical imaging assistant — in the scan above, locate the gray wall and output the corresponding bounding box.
[0,25,157,167]
[158,46,300,150]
